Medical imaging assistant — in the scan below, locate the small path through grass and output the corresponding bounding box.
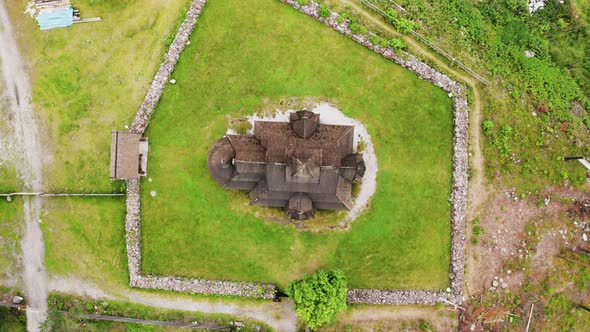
[0,1,48,330]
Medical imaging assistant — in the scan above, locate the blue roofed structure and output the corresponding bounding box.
[36,7,74,30]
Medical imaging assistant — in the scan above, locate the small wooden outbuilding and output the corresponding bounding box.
[110,131,149,180]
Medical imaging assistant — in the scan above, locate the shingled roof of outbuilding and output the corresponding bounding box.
[110,131,142,180]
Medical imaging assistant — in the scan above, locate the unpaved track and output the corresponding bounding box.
[0,1,48,331]
[49,276,298,331]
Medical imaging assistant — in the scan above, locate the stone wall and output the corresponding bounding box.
[130,0,208,134]
[125,0,276,300]
[279,0,468,304]
[123,0,468,304]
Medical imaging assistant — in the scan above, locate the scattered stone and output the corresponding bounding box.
[583,233,588,242]
[492,280,499,287]
[532,111,537,117]
[170,79,177,84]
[148,177,153,183]
[187,40,191,45]
[150,191,157,197]
[499,278,504,283]
[501,282,508,289]
[524,50,536,58]
[446,287,451,293]
[507,269,512,275]
[38,219,42,223]
[448,92,453,98]
[12,296,23,305]
[528,0,546,13]
[6,196,11,202]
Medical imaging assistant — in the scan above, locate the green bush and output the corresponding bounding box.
[389,37,407,51]
[296,0,310,5]
[385,8,398,24]
[318,4,330,18]
[394,17,415,34]
[482,119,494,136]
[287,270,348,330]
[349,22,362,34]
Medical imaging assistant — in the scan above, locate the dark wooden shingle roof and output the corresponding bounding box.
[207,110,364,220]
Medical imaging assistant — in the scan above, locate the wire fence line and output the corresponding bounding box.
[0,193,125,198]
[359,0,491,86]
[0,301,231,330]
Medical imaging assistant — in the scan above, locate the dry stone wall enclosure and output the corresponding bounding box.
[124,0,468,304]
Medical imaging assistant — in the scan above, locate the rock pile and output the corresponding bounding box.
[282,0,469,304]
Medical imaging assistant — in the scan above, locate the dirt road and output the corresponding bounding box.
[0,1,48,331]
[49,276,298,331]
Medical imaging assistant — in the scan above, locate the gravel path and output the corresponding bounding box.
[49,276,298,331]
[0,1,48,330]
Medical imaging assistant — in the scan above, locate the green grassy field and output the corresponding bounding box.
[0,199,22,282]
[140,0,453,290]
[7,0,191,193]
[0,306,26,332]
[41,197,128,288]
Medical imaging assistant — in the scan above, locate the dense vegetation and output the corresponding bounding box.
[287,270,348,329]
[0,307,26,332]
[366,0,590,190]
[141,0,453,290]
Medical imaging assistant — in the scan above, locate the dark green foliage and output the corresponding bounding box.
[0,307,26,332]
[287,270,348,330]
[375,0,590,189]
[482,119,494,136]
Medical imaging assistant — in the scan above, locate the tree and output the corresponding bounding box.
[287,270,347,330]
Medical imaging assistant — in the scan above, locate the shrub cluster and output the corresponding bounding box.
[287,270,348,330]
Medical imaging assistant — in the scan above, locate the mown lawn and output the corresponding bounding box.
[141,0,454,290]
[41,197,128,288]
[6,0,192,192]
